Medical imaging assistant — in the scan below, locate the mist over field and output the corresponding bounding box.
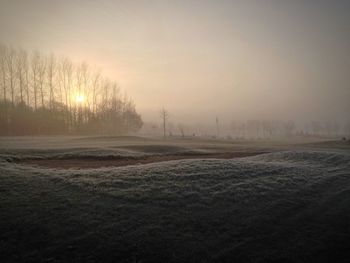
[1,0,350,262]
[1,0,350,127]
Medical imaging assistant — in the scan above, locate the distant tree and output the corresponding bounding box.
[311,121,321,136]
[247,120,260,138]
[0,45,8,134]
[21,50,30,106]
[0,43,143,136]
[284,121,295,137]
[16,49,27,104]
[160,107,169,139]
[31,51,40,110]
[6,47,16,106]
[64,58,73,127]
[230,121,238,137]
[345,122,350,136]
[238,121,246,138]
[0,44,7,103]
[37,53,46,107]
[262,120,273,138]
[91,70,101,115]
[178,123,187,137]
[325,121,339,137]
[216,117,220,137]
[47,53,56,109]
[58,57,68,121]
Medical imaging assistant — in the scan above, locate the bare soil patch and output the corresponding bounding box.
[18,152,266,169]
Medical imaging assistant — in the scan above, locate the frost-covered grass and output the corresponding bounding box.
[0,136,350,262]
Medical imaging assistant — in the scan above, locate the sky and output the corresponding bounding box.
[0,0,349,124]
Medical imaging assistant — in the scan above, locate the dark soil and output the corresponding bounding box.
[17,152,266,169]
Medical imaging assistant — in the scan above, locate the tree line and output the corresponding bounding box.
[142,118,350,139]
[0,44,143,135]
[228,120,348,138]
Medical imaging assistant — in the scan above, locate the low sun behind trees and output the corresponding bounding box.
[0,44,143,135]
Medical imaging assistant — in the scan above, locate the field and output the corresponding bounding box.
[1,136,350,262]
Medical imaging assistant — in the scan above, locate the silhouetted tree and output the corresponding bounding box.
[31,51,40,110]
[6,47,16,106]
[160,107,169,139]
[0,43,143,136]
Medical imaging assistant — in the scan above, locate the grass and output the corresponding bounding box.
[0,136,350,262]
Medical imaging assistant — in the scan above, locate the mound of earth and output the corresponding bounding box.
[17,152,265,169]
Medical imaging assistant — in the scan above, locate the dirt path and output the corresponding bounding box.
[18,152,266,169]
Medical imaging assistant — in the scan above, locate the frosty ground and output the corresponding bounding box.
[0,136,350,262]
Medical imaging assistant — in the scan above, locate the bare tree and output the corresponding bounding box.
[58,57,72,126]
[6,47,16,106]
[31,51,40,110]
[0,44,8,134]
[81,62,90,121]
[75,62,85,96]
[63,58,73,125]
[0,44,7,104]
[160,107,169,139]
[0,43,143,135]
[58,57,66,106]
[16,48,27,104]
[91,70,101,115]
[21,50,30,106]
[47,53,56,109]
[37,53,46,107]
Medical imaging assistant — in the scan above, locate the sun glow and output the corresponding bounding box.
[75,94,85,104]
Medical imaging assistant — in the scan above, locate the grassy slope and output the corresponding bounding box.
[0,136,350,262]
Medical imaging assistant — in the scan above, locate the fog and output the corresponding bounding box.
[1,0,349,125]
[1,2,350,261]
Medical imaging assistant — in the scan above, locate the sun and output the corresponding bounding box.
[75,94,85,104]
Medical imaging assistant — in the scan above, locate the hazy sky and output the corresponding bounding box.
[1,0,349,123]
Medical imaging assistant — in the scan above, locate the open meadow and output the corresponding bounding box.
[1,136,350,262]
